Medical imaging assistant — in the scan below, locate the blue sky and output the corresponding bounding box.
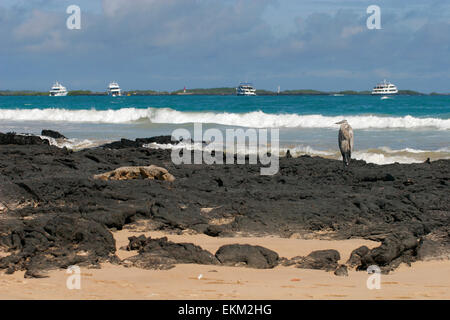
[1,0,449,92]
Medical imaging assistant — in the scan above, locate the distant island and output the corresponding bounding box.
[0,88,449,96]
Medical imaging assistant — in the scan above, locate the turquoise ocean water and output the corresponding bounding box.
[0,95,449,164]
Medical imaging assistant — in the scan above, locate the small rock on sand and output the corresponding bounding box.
[215,244,279,269]
[295,249,341,272]
[334,265,348,277]
[346,246,370,268]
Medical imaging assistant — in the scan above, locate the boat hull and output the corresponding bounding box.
[371,92,398,95]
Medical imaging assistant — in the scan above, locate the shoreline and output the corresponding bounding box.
[0,131,449,299]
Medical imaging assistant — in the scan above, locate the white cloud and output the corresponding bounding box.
[0,0,449,91]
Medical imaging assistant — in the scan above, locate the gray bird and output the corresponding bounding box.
[336,120,354,167]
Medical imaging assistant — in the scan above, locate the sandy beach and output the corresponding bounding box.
[1,229,449,300]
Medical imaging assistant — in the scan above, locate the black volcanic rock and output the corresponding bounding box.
[100,138,141,149]
[215,244,279,269]
[416,238,450,261]
[0,132,49,145]
[123,235,219,269]
[100,136,177,149]
[136,136,177,145]
[0,134,449,276]
[295,249,340,271]
[0,214,116,277]
[347,246,370,268]
[41,130,66,139]
[357,232,419,273]
[126,235,150,251]
[334,264,348,276]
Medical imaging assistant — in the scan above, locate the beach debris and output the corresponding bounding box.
[197,274,203,280]
[215,244,279,269]
[93,165,175,182]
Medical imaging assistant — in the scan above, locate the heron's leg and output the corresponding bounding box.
[345,152,351,166]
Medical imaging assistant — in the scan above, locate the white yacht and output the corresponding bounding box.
[49,82,68,96]
[372,80,398,95]
[236,83,256,96]
[107,81,122,97]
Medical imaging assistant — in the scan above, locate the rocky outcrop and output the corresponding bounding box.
[0,132,49,145]
[100,136,176,149]
[334,264,348,277]
[215,244,279,269]
[94,165,175,182]
[294,249,341,271]
[41,130,66,139]
[356,232,419,273]
[0,215,117,278]
[0,132,448,276]
[347,246,370,268]
[0,202,6,213]
[416,238,450,261]
[123,235,219,270]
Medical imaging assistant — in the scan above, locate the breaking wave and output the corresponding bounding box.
[0,107,449,130]
[145,141,450,165]
[39,136,108,150]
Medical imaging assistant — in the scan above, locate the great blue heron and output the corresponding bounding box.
[336,120,354,167]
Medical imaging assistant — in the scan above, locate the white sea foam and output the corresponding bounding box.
[379,146,450,154]
[354,147,450,164]
[40,136,106,150]
[22,131,449,165]
[353,152,423,165]
[145,141,450,165]
[1,107,449,130]
[145,141,334,157]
